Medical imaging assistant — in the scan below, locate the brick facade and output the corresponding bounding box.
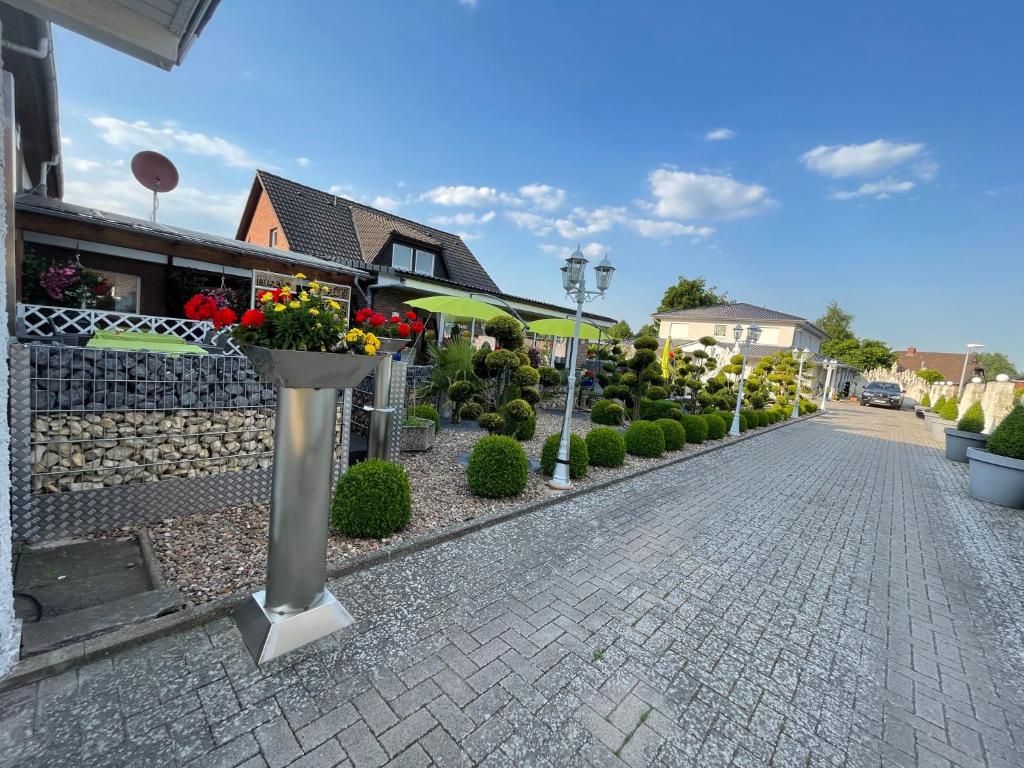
[241,188,289,251]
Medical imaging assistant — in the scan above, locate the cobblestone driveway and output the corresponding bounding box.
[3,404,1024,767]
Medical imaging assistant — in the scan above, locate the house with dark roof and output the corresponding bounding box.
[235,170,615,332]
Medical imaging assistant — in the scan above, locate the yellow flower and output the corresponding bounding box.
[308,308,319,316]
[259,291,274,302]
[294,273,307,279]
[365,332,379,345]
[309,282,320,292]
[300,291,309,302]
[327,300,341,311]
[274,304,286,313]
[364,343,378,355]
[280,286,292,296]
[288,300,300,309]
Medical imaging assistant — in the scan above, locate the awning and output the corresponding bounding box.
[404,295,516,322]
[527,318,603,340]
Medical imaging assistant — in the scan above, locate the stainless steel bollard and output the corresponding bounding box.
[367,354,392,460]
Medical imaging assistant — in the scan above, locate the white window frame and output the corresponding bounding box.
[413,249,435,276]
[269,227,278,248]
[714,324,727,338]
[97,270,141,313]
[392,243,413,270]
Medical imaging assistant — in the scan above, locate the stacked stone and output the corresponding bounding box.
[31,409,276,493]
[29,346,275,412]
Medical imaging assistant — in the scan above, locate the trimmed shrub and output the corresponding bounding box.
[460,402,484,421]
[647,385,668,401]
[485,349,520,375]
[738,412,748,432]
[484,316,524,349]
[932,395,947,413]
[478,412,505,434]
[938,397,959,421]
[655,418,686,451]
[499,399,535,440]
[756,411,770,428]
[640,399,682,421]
[703,413,727,440]
[540,433,588,479]
[920,392,931,408]
[681,414,708,444]
[331,460,411,538]
[625,420,665,457]
[586,427,626,467]
[447,381,475,420]
[988,406,1024,460]
[591,398,625,426]
[538,366,561,387]
[411,404,440,433]
[520,386,541,405]
[467,435,529,497]
[634,336,659,350]
[602,384,630,403]
[957,402,985,433]
[513,365,540,387]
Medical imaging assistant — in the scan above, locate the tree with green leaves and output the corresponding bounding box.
[656,276,728,314]
[816,301,895,370]
[816,301,854,342]
[975,351,1019,380]
[916,369,944,384]
[604,320,633,339]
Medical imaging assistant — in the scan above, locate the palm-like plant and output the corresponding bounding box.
[418,339,480,408]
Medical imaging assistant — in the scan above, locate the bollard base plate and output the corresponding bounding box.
[234,588,354,664]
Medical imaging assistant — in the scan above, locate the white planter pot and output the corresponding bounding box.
[944,427,987,463]
[967,448,1024,509]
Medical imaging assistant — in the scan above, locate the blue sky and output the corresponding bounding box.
[53,1,1023,366]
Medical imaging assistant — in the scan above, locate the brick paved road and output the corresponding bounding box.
[3,404,1024,767]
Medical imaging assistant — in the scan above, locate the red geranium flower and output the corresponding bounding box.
[212,307,237,329]
[355,308,372,323]
[397,322,411,338]
[390,314,401,324]
[405,310,417,320]
[241,309,265,328]
[410,320,425,334]
[184,294,217,321]
[369,313,386,327]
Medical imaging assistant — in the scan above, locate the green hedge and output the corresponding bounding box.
[625,420,665,457]
[655,418,686,451]
[681,414,708,444]
[756,411,770,428]
[586,427,625,467]
[411,404,440,433]
[467,435,529,497]
[639,399,682,421]
[957,402,984,433]
[540,433,588,479]
[703,413,727,440]
[591,398,625,426]
[988,406,1024,460]
[737,412,748,432]
[331,460,411,538]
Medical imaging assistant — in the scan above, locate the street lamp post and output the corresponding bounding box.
[728,323,761,437]
[820,358,837,411]
[549,247,614,490]
[958,343,985,399]
[791,347,810,418]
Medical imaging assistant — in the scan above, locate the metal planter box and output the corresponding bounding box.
[944,428,988,463]
[243,345,379,389]
[967,448,1024,509]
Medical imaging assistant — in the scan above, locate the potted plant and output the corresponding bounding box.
[353,308,425,354]
[967,406,1024,508]
[187,275,383,663]
[945,402,987,463]
[929,396,959,442]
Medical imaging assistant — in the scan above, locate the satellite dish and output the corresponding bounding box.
[131,151,179,221]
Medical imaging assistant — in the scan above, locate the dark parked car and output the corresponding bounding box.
[859,381,904,409]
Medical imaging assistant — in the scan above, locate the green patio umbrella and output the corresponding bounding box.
[404,295,517,322]
[527,317,604,341]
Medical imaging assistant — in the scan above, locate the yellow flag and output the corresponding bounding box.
[661,339,671,380]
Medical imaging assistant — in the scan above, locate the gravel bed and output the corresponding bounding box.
[113,410,751,605]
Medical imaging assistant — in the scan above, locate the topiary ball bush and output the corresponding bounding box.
[478,412,505,434]
[655,418,686,451]
[757,411,770,428]
[737,412,748,432]
[932,395,947,413]
[625,420,665,457]
[957,402,985,433]
[460,402,484,421]
[411,404,440,433]
[920,393,931,408]
[586,427,626,467]
[513,365,541,387]
[540,433,588,479]
[681,414,708,444]
[448,380,475,404]
[331,460,411,538]
[467,435,529,497]
[640,399,682,421]
[703,413,727,440]
[646,385,668,401]
[538,366,561,387]
[499,399,535,440]
[520,386,541,405]
[591,398,625,425]
[938,397,959,421]
[987,406,1024,460]
[485,349,520,375]
[633,336,659,350]
[484,316,524,350]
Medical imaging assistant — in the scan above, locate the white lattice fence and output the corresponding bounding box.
[16,303,240,353]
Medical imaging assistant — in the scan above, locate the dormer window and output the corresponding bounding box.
[392,243,436,276]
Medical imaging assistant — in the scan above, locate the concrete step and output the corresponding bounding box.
[20,586,184,657]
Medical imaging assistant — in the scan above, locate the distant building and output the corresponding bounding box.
[895,346,983,383]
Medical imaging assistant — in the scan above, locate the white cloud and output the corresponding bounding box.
[371,195,401,211]
[505,211,554,237]
[61,136,72,146]
[539,242,607,259]
[800,139,925,178]
[89,116,261,168]
[647,169,777,220]
[421,185,498,206]
[705,128,736,141]
[296,157,311,167]
[552,206,625,238]
[328,184,353,196]
[67,158,101,172]
[430,210,495,226]
[626,218,714,238]
[517,183,566,211]
[829,178,916,200]
[456,231,483,242]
